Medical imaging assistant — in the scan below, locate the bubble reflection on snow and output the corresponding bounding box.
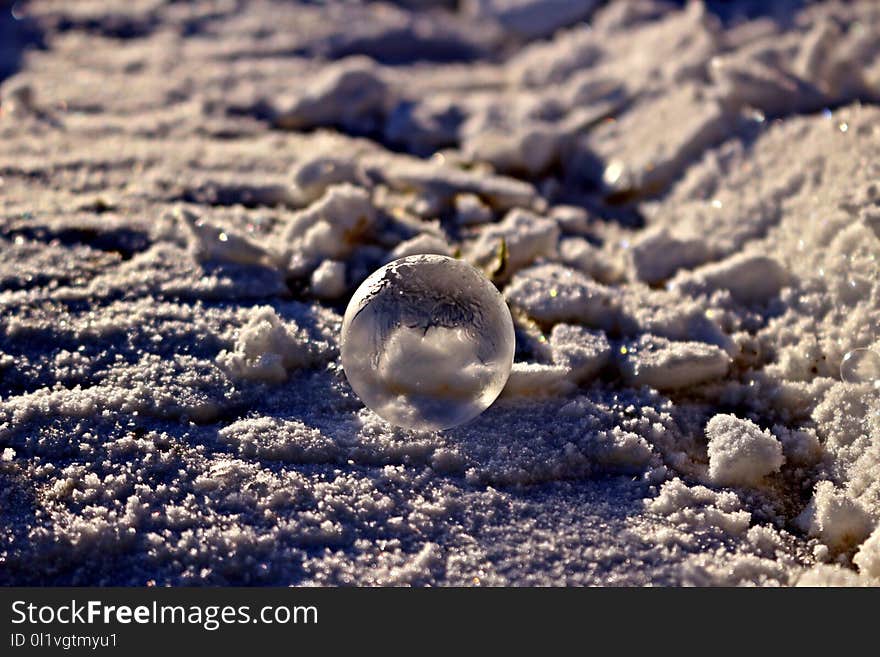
[840,348,880,387]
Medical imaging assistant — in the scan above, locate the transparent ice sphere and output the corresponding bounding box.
[341,255,515,431]
[840,348,880,387]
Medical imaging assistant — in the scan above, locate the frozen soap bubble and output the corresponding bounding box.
[840,348,880,387]
[341,254,515,431]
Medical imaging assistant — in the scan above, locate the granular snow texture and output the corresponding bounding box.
[1,0,880,586]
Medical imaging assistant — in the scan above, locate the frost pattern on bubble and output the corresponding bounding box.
[341,255,515,431]
[840,348,880,387]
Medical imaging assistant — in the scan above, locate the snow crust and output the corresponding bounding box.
[3,0,880,586]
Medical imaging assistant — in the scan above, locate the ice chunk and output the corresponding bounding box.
[502,362,575,397]
[219,417,338,463]
[216,307,317,383]
[178,208,272,267]
[618,334,730,390]
[591,84,731,195]
[629,227,711,284]
[384,95,464,155]
[504,263,617,329]
[773,425,822,467]
[462,120,563,176]
[711,48,821,117]
[274,57,389,132]
[670,253,789,303]
[283,183,378,263]
[551,205,591,235]
[559,237,621,284]
[471,208,559,276]
[795,481,874,552]
[360,152,537,211]
[292,155,362,205]
[310,260,347,299]
[549,324,611,383]
[389,233,453,260]
[455,193,494,226]
[646,478,751,536]
[507,28,602,87]
[705,414,784,487]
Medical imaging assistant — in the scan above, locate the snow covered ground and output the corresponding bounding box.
[1,0,880,586]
